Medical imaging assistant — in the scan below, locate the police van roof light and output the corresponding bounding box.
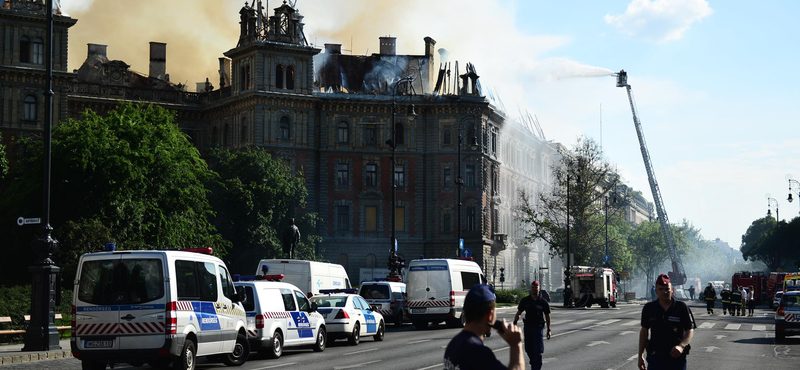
[104,243,115,252]
[387,277,403,282]
[181,247,213,255]
[457,257,474,261]
[262,274,284,281]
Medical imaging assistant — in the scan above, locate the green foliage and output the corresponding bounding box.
[495,289,528,304]
[744,217,800,271]
[52,219,115,284]
[0,285,73,344]
[0,132,7,181]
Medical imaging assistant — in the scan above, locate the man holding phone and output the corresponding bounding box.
[443,284,524,370]
[513,281,552,370]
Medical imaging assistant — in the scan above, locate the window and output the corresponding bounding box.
[365,126,376,145]
[365,254,377,268]
[276,64,284,89]
[337,122,349,143]
[280,288,296,311]
[242,286,255,311]
[395,122,405,145]
[336,163,349,186]
[77,258,164,305]
[23,95,37,121]
[294,290,311,312]
[491,130,497,155]
[219,266,235,300]
[241,117,248,143]
[286,66,295,90]
[365,164,377,187]
[240,66,246,92]
[443,213,451,232]
[461,272,480,291]
[466,165,475,187]
[223,123,229,147]
[443,168,452,187]
[395,206,405,232]
[360,284,389,299]
[174,260,218,302]
[338,253,349,270]
[32,38,43,65]
[280,116,290,139]
[365,206,377,231]
[394,166,405,187]
[246,65,251,90]
[466,206,476,231]
[337,205,349,231]
[443,128,451,145]
[19,36,30,63]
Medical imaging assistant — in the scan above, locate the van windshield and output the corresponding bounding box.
[360,285,390,300]
[78,259,164,305]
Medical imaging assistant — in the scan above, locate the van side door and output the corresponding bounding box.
[217,265,240,353]
[116,255,168,351]
[74,256,123,351]
[290,290,315,343]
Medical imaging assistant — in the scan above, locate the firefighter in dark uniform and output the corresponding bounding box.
[638,274,695,370]
[513,281,551,370]
[720,284,731,315]
[443,284,524,370]
[702,282,716,315]
[730,286,743,316]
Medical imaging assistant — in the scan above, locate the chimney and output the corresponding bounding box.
[87,43,107,59]
[218,57,231,88]
[379,36,396,56]
[424,37,436,58]
[325,43,342,55]
[149,42,167,80]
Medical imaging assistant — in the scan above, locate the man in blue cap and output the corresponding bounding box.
[444,284,524,370]
[513,280,551,370]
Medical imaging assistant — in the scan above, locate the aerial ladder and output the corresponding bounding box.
[615,70,687,286]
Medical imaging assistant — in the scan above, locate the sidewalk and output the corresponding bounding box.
[0,340,72,365]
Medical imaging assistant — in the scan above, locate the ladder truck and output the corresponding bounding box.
[615,70,687,287]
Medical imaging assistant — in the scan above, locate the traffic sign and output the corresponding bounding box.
[459,238,464,250]
[603,254,610,262]
[17,217,41,226]
[461,248,472,258]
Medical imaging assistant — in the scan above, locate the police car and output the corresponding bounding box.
[310,289,385,345]
[775,291,800,342]
[72,246,249,370]
[358,278,406,326]
[233,275,326,359]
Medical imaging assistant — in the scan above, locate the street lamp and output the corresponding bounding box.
[787,174,800,216]
[455,113,480,257]
[766,194,779,222]
[386,76,416,277]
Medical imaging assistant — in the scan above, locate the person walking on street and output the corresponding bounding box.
[443,284,524,370]
[651,284,657,301]
[720,285,731,315]
[514,281,552,370]
[747,285,755,317]
[688,285,695,301]
[740,286,747,316]
[638,274,696,370]
[730,286,742,316]
[702,282,716,315]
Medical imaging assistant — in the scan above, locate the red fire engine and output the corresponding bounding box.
[767,272,789,302]
[731,271,766,304]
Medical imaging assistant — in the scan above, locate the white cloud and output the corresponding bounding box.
[605,0,713,43]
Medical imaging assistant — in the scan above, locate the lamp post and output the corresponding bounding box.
[766,194,779,222]
[787,174,800,216]
[23,0,61,351]
[386,76,415,277]
[455,113,479,257]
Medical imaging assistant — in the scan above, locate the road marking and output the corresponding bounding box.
[571,319,598,326]
[587,340,610,347]
[703,346,720,352]
[627,355,638,361]
[715,335,726,339]
[619,331,636,336]
[408,339,432,344]
[334,360,382,369]
[724,324,741,330]
[698,322,715,329]
[549,319,573,326]
[596,319,621,326]
[551,329,580,338]
[542,357,557,364]
[492,346,509,353]
[416,364,442,370]
[622,320,640,326]
[343,348,379,356]
[254,362,297,369]
[752,325,767,331]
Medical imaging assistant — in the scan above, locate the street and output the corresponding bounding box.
[3,301,797,370]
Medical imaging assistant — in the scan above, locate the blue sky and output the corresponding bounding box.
[62,0,800,247]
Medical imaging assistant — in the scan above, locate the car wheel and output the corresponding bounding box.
[173,339,196,370]
[374,321,384,341]
[222,333,250,366]
[348,323,361,346]
[413,320,428,330]
[776,332,785,342]
[265,331,283,359]
[80,360,106,370]
[313,327,327,352]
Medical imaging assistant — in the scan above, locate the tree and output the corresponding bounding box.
[628,221,690,289]
[743,217,800,271]
[204,147,323,273]
[0,103,228,285]
[517,136,623,266]
[0,132,7,181]
[740,216,776,263]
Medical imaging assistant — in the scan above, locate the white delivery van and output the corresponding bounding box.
[234,276,326,358]
[405,258,486,330]
[71,247,249,370]
[255,259,351,296]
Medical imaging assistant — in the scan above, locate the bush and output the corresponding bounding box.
[495,289,528,304]
[0,284,74,344]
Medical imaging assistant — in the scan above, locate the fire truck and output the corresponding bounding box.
[569,266,617,308]
[731,271,767,304]
[767,272,789,302]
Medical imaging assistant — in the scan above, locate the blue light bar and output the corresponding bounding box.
[104,243,115,252]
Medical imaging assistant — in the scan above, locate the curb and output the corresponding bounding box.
[0,348,72,366]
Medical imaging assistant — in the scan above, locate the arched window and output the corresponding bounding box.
[223,123,229,147]
[32,38,43,64]
[23,95,37,121]
[240,117,248,143]
[280,116,290,139]
[19,36,30,63]
[337,122,349,143]
[338,253,349,271]
[275,64,284,89]
[394,122,405,145]
[286,65,295,90]
[365,254,377,268]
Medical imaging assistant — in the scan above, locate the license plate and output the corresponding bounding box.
[84,340,113,348]
[410,308,426,314]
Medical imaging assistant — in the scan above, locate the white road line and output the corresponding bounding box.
[549,319,573,326]
[492,346,510,353]
[416,364,442,370]
[622,320,640,326]
[343,348,379,356]
[408,339,432,344]
[627,355,638,361]
[697,322,715,329]
[752,325,767,331]
[551,329,580,338]
[334,360,382,369]
[254,362,297,370]
[596,319,621,326]
[571,319,598,326]
[724,324,741,330]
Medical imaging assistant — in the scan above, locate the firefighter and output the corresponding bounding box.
[720,284,731,315]
[730,285,743,316]
[702,282,716,315]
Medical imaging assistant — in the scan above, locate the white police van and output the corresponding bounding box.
[405,258,485,330]
[358,279,406,325]
[233,275,326,358]
[255,259,351,296]
[71,246,249,370]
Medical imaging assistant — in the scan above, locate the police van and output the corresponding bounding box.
[405,258,485,330]
[233,275,326,358]
[358,278,406,326]
[71,246,249,370]
[255,259,351,296]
